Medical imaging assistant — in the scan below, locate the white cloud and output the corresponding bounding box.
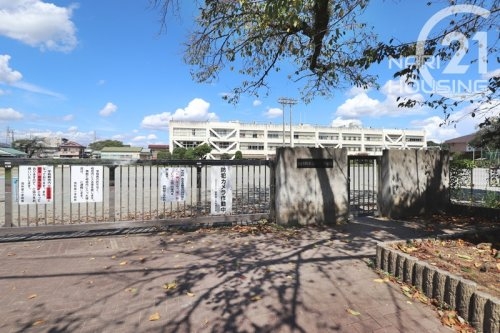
[331,117,362,128]
[411,100,499,142]
[132,135,147,142]
[141,98,218,130]
[12,81,64,98]
[99,102,117,117]
[253,99,262,107]
[62,114,74,121]
[336,79,426,118]
[0,54,22,84]
[67,125,78,132]
[0,1,78,52]
[147,134,157,140]
[263,107,282,118]
[0,107,23,121]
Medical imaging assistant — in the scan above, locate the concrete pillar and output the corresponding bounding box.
[378,149,449,219]
[275,147,348,225]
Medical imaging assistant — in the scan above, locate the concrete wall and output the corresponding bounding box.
[378,150,449,219]
[275,147,348,225]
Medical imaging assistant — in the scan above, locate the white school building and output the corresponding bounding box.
[169,121,427,159]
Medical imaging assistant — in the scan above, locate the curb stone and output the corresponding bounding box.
[376,240,500,333]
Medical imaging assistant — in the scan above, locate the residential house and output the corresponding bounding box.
[58,140,85,158]
[100,147,151,160]
[148,144,169,159]
[444,133,477,153]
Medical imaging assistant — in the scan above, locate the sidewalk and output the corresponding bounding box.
[0,217,454,333]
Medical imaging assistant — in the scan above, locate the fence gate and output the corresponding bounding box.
[348,156,380,216]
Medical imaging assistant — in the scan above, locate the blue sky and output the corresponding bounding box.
[0,0,498,147]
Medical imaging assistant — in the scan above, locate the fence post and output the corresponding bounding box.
[269,160,276,222]
[108,165,117,222]
[470,168,474,204]
[3,162,13,227]
[196,162,202,216]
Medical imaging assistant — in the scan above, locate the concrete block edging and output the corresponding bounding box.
[376,240,500,333]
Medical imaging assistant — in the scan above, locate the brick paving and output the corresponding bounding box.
[0,217,454,332]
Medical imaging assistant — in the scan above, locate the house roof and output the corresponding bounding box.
[444,133,476,144]
[148,144,169,149]
[59,141,85,148]
[0,147,28,157]
[101,146,143,153]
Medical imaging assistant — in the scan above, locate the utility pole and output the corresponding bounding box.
[278,97,297,147]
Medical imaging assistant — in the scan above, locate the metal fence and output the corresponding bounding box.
[449,167,500,207]
[348,156,380,216]
[0,159,275,229]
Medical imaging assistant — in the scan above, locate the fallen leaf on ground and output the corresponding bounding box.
[149,312,160,321]
[457,254,473,261]
[163,281,177,290]
[125,287,137,294]
[32,319,46,326]
[186,292,195,297]
[28,294,37,299]
[251,295,261,301]
[119,261,127,266]
[373,278,388,283]
[346,308,361,316]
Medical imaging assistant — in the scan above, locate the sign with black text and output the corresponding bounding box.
[71,166,103,203]
[18,165,54,205]
[211,166,232,214]
[160,167,189,202]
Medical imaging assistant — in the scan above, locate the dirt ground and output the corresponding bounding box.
[395,213,500,299]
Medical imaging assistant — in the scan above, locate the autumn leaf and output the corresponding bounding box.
[125,287,138,294]
[163,281,177,290]
[28,294,37,299]
[32,319,46,326]
[346,308,361,316]
[457,254,472,261]
[251,295,261,301]
[149,312,160,321]
[373,278,388,283]
[186,292,195,297]
[119,261,128,266]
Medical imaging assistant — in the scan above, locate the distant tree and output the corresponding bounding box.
[88,140,125,151]
[11,138,44,158]
[156,151,172,160]
[220,153,231,160]
[469,117,500,150]
[234,151,243,159]
[184,149,197,160]
[193,143,212,159]
[172,147,187,159]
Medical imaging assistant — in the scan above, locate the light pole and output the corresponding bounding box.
[278,97,297,147]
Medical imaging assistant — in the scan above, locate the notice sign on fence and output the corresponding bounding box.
[18,165,54,205]
[160,167,189,202]
[211,166,232,215]
[71,166,103,203]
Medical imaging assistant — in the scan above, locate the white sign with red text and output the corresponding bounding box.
[211,166,232,215]
[160,167,189,202]
[18,165,54,205]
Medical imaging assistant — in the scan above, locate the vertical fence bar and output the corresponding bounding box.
[3,162,13,227]
[196,162,202,216]
[108,165,116,222]
[269,160,276,221]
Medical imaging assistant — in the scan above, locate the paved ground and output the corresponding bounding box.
[0,217,456,333]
